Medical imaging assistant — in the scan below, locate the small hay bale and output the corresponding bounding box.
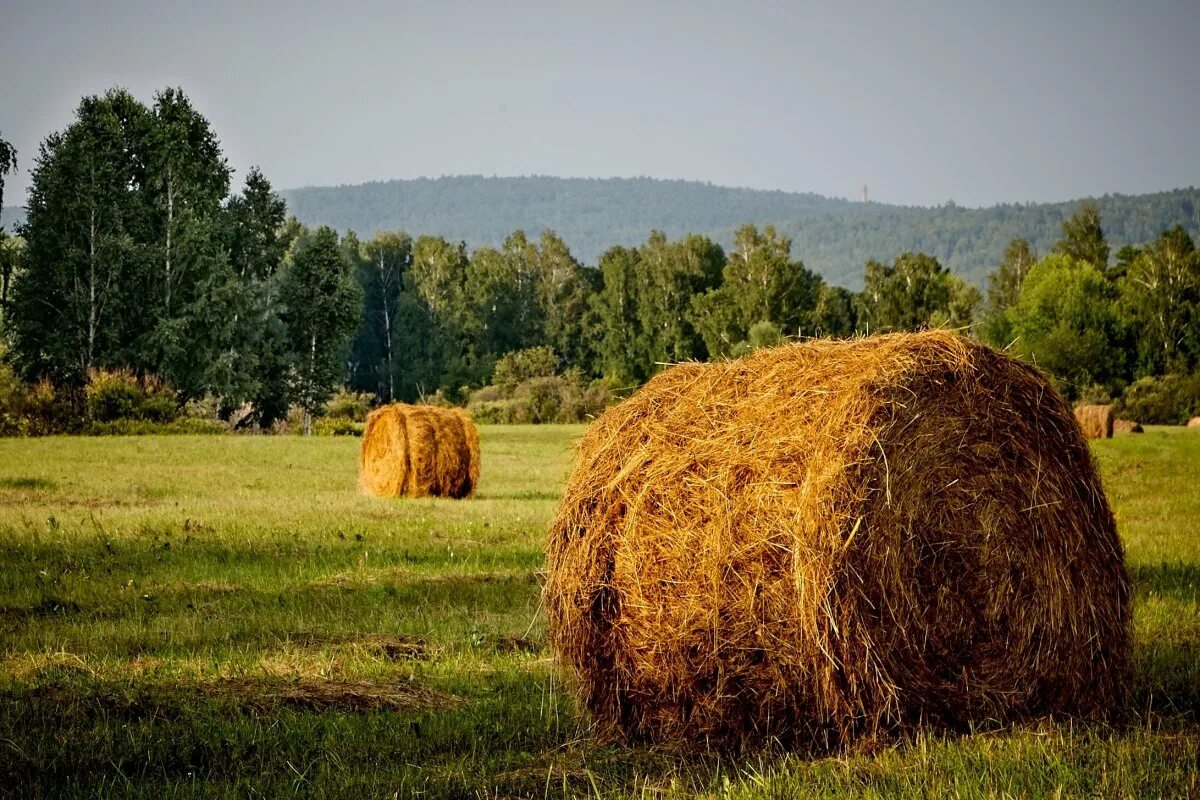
[1189,416,1200,428]
[1113,418,1143,434]
[544,331,1131,750]
[1074,404,1114,440]
[359,404,480,498]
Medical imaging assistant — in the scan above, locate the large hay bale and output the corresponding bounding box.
[545,331,1130,749]
[359,404,480,499]
[1189,416,1200,428]
[1074,404,1114,440]
[1113,418,1143,434]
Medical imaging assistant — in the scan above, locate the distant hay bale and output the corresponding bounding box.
[1074,405,1114,440]
[544,331,1131,750]
[1113,418,1143,434]
[359,404,479,499]
[1189,416,1200,428]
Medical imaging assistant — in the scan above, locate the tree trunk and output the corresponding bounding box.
[164,168,174,313]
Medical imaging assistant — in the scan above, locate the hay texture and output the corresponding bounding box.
[1189,416,1200,428]
[1113,418,1143,434]
[1074,404,1114,440]
[359,404,479,499]
[545,331,1130,749]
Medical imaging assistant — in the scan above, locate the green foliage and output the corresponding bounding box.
[1008,254,1126,397]
[311,416,364,436]
[856,252,977,333]
[980,238,1037,347]
[84,369,180,424]
[1054,201,1110,271]
[1113,373,1200,425]
[1121,226,1200,375]
[691,226,820,359]
[83,417,226,436]
[491,347,558,393]
[467,366,612,424]
[323,388,373,422]
[280,227,363,433]
[0,130,15,213]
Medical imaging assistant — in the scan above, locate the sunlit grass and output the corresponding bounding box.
[1,425,1198,797]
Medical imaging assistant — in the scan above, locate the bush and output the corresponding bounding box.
[312,416,364,436]
[466,374,614,424]
[85,369,180,424]
[325,389,373,422]
[1114,373,1200,425]
[492,347,557,393]
[464,400,510,425]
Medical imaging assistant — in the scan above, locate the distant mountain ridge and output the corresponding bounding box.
[8,177,1200,287]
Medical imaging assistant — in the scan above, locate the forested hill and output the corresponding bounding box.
[279,177,1200,287]
[9,178,1200,287]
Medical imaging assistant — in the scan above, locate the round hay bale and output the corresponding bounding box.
[359,405,409,497]
[451,408,482,497]
[358,404,480,499]
[1189,416,1200,428]
[428,409,480,499]
[545,331,1131,749]
[1074,404,1114,440]
[1113,418,1143,434]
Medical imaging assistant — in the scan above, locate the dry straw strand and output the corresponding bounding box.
[544,330,1131,750]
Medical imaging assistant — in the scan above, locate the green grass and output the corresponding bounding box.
[1,425,1198,798]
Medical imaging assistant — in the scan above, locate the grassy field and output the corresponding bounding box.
[1,426,1199,798]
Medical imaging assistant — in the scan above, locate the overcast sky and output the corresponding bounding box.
[2,0,1198,208]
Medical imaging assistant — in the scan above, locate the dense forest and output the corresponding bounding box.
[10,179,1200,288]
[2,87,1200,434]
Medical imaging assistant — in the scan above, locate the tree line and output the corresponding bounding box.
[2,88,1199,430]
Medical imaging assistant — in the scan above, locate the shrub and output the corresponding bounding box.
[1114,373,1200,425]
[313,416,364,436]
[325,389,373,422]
[493,347,557,393]
[85,369,142,422]
[85,369,180,424]
[464,400,510,425]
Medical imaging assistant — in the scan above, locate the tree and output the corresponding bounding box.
[348,230,411,401]
[692,225,819,357]
[980,238,1036,347]
[1053,201,1110,271]
[9,90,148,384]
[1008,254,1124,396]
[219,169,292,422]
[531,230,598,374]
[808,284,858,338]
[0,131,15,222]
[594,246,643,381]
[856,252,976,333]
[136,89,235,398]
[0,235,22,323]
[1122,226,1199,374]
[280,226,362,434]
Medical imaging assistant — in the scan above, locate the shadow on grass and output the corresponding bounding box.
[1130,561,1200,602]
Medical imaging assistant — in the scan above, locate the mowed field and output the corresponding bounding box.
[1,426,1199,798]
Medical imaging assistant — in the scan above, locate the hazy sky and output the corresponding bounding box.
[2,0,1198,207]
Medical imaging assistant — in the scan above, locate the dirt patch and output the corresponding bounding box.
[285,631,431,661]
[216,677,459,713]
